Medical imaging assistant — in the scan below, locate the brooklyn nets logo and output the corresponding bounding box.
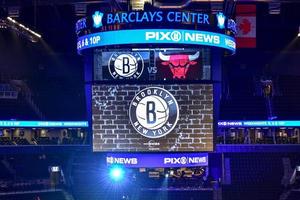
[129,87,179,138]
[108,52,144,79]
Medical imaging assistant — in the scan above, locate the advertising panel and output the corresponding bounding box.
[106,153,208,168]
[92,84,213,152]
[77,29,236,53]
[94,49,210,81]
[75,10,236,54]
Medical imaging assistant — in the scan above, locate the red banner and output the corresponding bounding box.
[236,5,256,48]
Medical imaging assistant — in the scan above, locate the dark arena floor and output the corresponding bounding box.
[0,0,300,200]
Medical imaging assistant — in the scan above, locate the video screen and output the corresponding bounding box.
[93,49,211,81]
[92,84,213,152]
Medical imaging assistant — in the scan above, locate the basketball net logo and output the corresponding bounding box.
[129,87,179,138]
[108,52,144,79]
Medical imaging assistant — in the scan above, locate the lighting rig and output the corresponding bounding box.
[0,8,41,42]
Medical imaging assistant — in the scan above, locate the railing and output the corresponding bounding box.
[0,84,18,99]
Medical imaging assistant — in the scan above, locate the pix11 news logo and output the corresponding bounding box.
[164,156,207,165]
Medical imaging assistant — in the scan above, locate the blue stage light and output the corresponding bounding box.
[109,166,125,182]
[92,11,103,28]
[216,12,225,29]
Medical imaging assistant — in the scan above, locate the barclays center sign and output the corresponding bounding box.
[92,11,211,27]
[77,10,222,32]
[76,10,236,54]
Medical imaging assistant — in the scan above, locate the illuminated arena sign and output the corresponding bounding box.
[106,153,208,168]
[104,11,210,25]
[92,84,213,152]
[77,29,236,54]
[0,121,88,128]
[77,10,214,33]
[76,10,236,54]
[159,51,199,79]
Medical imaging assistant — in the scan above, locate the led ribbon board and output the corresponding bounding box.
[106,153,208,168]
[0,121,89,128]
[76,10,232,33]
[77,29,236,54]
[218,121,300,127]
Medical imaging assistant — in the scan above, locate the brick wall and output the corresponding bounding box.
[92,84,213,152]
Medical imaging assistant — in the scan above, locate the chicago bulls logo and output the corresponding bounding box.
[158,52,200,79]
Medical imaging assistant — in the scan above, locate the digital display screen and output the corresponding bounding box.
[92,84,213,152]
[94,49,211,81]
[95,51,150,81]
[0,121,88,128]
[155,50,202,80]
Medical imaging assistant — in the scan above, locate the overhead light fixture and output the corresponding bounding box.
[269,2,281,15]
[8,6,20,18]
[0,19,7,29]
[75,3,87,17]
[131,0,152,10]
[211,2,223,14]
[6,17,41,42]
[169,170,174,176]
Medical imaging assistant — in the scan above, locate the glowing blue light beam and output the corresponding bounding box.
[109,166,125,182]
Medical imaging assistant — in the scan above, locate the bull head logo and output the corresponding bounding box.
[159,52,199,79]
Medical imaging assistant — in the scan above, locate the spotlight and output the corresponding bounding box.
[165,173,169,178]
[6,17,41,42]
[169,170,174,176]
[109,166,125,182]
[298,26,300,38]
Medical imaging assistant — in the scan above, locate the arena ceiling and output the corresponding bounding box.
[1,0,300,7]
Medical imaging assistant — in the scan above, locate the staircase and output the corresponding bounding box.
[10,80,45,120]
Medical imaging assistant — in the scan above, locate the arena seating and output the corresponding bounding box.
[62,137,84,145]
[287,190,300,200]
[220,76,267,120]
[70,154,106,200]
[0,180,48,193]
[217,128,300,145]
[273,76,300,120]
[0,137,14,145]
[0,128,87,146]
[6,155,67,179]
[28,76,86,121]
[222,153,287,200]
[0,98,39,120]
[0,191,67,200]
[0,84,18,99]
[0,154,72,199]
[140,190,213,200]
[220,75,300,121]
[0,162,13,180]
[35,137,58,145]
[13,138,30,145]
